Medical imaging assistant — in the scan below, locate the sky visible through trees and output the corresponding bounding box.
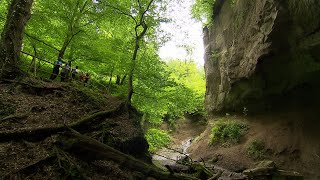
[0,0,206,152]
[158,0,204,66]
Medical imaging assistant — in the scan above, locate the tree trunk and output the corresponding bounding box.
[108,69,114,91]
[126,4,150,104]
[116,75,121,85]
[0,102,125,142]
[58,33,79,60]
[61,130,198,180]
[120,75,126,85]
[127,42,140,104]
[28,45,37,76]
[0,0,34,79]
[57,0,88,60]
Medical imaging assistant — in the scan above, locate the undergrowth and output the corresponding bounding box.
[72,82,107,107]
[209,118,247,146]
[145,128,171,152]
[246,139,265,159]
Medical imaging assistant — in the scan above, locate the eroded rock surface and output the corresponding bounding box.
[204,0,320,113]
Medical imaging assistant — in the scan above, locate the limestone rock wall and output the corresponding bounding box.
[204,0,320,113]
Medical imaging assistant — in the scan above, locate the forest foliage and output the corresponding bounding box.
[0,0,205,151]
[191,0,216,24]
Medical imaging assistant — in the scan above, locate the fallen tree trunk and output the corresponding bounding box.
[0,103,125,142]
[59,130,199,180]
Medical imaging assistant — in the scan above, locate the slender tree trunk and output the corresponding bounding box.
[107,68,114,92]
[120,75,127,85]
[116,75,121,85]
[116,75,127,85]
[127,22,148,104]
[127,41,140,104]
[57,0,88,60]
[28,44,37,75]
[58,32,80,60]
[33,46,37,76]
[0,0,34,79]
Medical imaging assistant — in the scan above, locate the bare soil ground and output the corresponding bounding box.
[187,111,320,178]
[169,118,207,145]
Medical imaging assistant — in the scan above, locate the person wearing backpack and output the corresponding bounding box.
[60,63,71,82]
[50,58,62,80]
[71,66,79,80]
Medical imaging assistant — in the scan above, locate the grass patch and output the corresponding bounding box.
[246,139,266,159]
[209,119,248,146]
[145,128,171,152]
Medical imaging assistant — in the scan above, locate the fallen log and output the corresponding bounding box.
[0,103,125,142]
[244,167,303,179]
[192,163,214,179]
[59,129,199,180]
[208,170,222,180]
[165,164,191,174]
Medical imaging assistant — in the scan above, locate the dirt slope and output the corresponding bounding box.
[187,112,320,178]
[0,78,149,179]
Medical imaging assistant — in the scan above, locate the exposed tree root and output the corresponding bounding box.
[0,103,125,142]
[0,111,30,123]
[3,154,56,179]
[59,129,199,180]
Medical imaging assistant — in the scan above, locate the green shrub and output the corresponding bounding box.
[247,139,265,159]
[145,128,171,152]
[209,119,247,146]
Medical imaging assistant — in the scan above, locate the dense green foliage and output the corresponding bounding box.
[191,0,216,24]
[209,119,247,146]
[145,128,171,152]
[246,139,266,159]
[0,0,206,151]
[135,59,205,126]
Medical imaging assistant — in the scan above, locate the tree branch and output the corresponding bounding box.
[141,0,155,20]
[59,129,199,180]
[101,2,138,25]
[24,32,60,51]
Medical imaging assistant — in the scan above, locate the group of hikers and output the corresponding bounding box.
[49,57,90,83]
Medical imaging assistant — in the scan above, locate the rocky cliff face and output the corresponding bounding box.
[204,0,320,113]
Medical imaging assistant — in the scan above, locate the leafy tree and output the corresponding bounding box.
[0,0,207,153]
[25,0,100,61]
[5,0,205,129]
[132,57,205,126]
[96,0,164,104]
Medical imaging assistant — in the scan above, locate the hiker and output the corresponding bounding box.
[84,73,90,84]
[71,66,79,80]
[79,72,85,82]
[50,58,62,80]
[60,63,71,82]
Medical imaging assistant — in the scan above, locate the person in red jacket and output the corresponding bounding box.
[84,73,90,83]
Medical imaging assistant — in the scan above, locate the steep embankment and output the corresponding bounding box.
[188,114,320,177]
[0,78,152,179]
[201,0,320,177]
